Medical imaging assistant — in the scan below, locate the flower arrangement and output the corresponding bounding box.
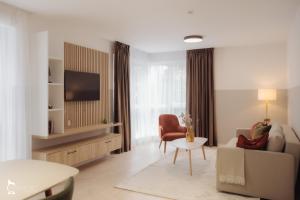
[179,113,195,142]
[179,113,192,128]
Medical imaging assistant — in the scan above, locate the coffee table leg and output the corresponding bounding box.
[189,150,192,176]
[173,148,179,164]
[202,145,206,160]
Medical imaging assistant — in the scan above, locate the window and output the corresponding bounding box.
[130,50,186,145]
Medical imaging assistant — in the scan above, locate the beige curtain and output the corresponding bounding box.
[114,41,131,152]
[187,48,217,146]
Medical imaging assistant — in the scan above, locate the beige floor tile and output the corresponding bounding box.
[29,142,175,200]
[73,142,173,200]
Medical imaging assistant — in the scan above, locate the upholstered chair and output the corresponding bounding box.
[159,114,187,153]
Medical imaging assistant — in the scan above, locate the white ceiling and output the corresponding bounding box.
[1,0,300,52]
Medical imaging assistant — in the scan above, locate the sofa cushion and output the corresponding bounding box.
[237,133,269,150]
[267,123,285,152]
[250,122,272,139]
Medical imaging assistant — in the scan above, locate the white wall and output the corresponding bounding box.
[149,51,186,63]
[215,43,287,90]
[131,48,186,65]
[288,7,300,89]
[29,16,113,54]
[287,6,300,137]
[214,43,288,144]
[29,15,114,89]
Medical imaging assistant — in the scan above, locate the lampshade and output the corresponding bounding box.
[258,89,277,101]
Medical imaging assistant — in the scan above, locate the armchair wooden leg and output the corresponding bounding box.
[173,148,179,164]
[202,145,206,160]
[164,141,167,154]
[159,140,163,149]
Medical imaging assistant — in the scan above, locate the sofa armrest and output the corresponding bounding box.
[236,128,251,138]
[245,150,295,200]
[217,147,295,200]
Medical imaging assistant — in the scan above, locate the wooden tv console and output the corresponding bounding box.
[30,35,118,167]
[32,123,122,167]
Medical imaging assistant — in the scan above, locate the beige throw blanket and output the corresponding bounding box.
[217,147,245,185]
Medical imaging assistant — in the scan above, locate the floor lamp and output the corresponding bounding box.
[258,89,277,124]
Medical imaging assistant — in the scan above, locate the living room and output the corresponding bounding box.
[0,0,299,200]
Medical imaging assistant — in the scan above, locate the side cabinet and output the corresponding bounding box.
[33,133,122,167]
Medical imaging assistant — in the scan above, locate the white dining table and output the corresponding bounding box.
[0,160,79,200]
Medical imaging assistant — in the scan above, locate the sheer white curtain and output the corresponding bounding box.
[130,50,186,145]
[0,3,30,161]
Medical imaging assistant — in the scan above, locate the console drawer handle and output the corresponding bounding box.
[105,140,112,144]
[67,150,77,155]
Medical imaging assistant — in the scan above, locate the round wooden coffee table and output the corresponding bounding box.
[171,137,208,176]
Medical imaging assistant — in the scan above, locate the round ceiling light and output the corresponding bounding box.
[184,35,203,43]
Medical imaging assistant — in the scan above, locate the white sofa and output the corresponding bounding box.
[216,124,300,200]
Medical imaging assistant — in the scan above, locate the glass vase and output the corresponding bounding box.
[186,127,195,142]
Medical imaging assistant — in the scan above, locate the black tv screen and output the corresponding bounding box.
[64,70,100,101]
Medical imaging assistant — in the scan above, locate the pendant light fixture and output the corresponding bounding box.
[184,35,203,43]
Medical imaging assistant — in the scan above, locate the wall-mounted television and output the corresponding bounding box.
[64,70,100,101]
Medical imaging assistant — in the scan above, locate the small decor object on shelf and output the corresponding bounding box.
[48,104,53,109]
[48,120,54,134]
[102,118,108,124]
[48,65,52,83]
[179,113,195,142]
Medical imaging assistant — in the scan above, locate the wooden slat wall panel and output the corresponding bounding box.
[64,42,109,129]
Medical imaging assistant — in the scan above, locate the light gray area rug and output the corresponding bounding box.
[116,148,258,200]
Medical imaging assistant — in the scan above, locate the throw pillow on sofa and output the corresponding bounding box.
[267,123,285,152]
[250,122,272,139]
[236,133,269,150]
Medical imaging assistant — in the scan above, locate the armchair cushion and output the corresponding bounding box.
[162,132,186,141]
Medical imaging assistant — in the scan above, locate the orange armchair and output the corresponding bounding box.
[159,114,187,153]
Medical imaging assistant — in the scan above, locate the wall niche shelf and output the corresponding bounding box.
[48,108,63,112]
[49,56,63,61]
[33,123,122,140]
[48,83,63,86]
